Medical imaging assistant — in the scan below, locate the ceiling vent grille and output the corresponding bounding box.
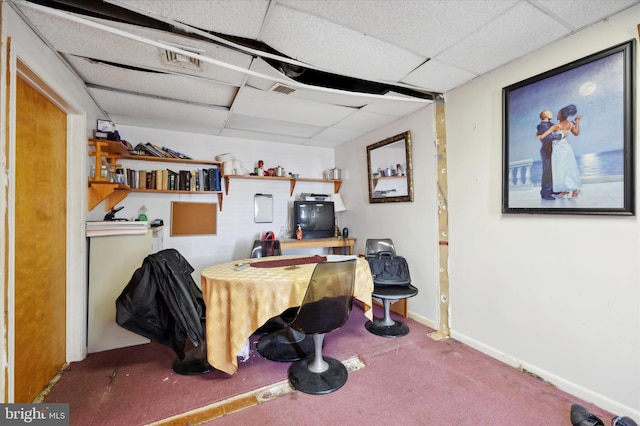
[159,41,204,70]
[269,83,296,95]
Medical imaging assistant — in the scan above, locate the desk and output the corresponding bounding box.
[201,255,373,375]
[280,237,356,255]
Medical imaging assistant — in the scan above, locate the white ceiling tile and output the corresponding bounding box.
[402,59,479,93]
[436,2,570,74]
[290,89,373,108]
[231,86,356,127]
[19,6,251,85]
[220,128,309,145]
[90,87,228,129]
[361,93,432,117]
[227,113,324,138]
[334,110,399,132]
[308,127,366,147]
[116,0,271,39]
[534,0,639,30]
[279,0,518,57]
[245,58,291,91]
[108,114,222,136]
[261,3,426,82]
[65,54,238,107]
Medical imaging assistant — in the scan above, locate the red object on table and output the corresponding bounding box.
[250,255,326,268]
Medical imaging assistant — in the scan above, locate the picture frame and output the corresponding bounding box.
[502,39,635,215]
[367,131,414,203]
[97,119,115,133]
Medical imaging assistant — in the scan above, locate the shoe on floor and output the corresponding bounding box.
[571,404,605,426]
[612,416,638,426]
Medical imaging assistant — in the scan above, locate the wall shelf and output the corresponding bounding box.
[88,139,224,211]
[224,175,342,196]
[87,181,130,211]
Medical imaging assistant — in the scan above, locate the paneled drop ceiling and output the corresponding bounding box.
[10,0,640,147]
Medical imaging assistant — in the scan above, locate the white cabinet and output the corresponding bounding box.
[87,230,152,352]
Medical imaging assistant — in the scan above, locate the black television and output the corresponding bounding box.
[292,201,335,239]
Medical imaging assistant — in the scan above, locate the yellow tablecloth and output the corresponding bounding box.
[201,255,374,375]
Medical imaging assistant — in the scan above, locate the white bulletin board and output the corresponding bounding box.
[254,194,273,223]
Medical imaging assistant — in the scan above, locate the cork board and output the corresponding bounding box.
[170,202,217,236]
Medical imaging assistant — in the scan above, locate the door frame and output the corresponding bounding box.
[2,47,88,401]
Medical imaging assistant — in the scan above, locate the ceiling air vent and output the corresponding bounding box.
[269,83,296,95]
[159,41,204,70]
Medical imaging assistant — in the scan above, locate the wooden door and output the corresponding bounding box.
[14,76,67,402]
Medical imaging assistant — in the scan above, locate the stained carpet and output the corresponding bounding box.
[43,303,613,425]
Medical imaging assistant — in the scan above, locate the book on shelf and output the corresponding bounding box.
[131,144,155,157]
[143,143,169,158]
[202,169,210,191]
[138,170,147,189]
[162,146,191,160]
[147,170,154,189]
[160,147,179,158]
[148,142,173,158]
[167,169,178,190]
[178,170,191,191]
[208,167,221,191]
[159,169,169,190]
[118,167,223,192]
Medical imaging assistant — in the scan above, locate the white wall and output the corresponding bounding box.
[445,6,640,418]
[335,106,440,327]
[90,125,338,275]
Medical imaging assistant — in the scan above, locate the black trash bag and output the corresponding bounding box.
[116,249,205,360]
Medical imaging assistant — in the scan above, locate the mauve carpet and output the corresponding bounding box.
[43,303,612,425]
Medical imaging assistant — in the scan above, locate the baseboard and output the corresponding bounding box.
[450,330,640,421]
[406,311,437,331]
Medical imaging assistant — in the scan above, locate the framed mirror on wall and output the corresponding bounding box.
[367,131,414,203]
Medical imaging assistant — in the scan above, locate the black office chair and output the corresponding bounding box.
[254,237,315,361]
[364,238,418,338]
[250,239,282,258]
[256,305,316,361]
[249,239,304,340]
[287,259,357,395]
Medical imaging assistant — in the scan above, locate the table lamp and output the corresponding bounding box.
[332,193,347,237]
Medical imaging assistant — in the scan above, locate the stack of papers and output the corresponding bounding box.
[86,221,149,237]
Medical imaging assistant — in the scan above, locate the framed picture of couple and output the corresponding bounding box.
[502,39,635,215]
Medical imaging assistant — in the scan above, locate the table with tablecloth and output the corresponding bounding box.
[200,254,374,375]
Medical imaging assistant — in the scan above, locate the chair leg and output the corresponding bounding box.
[365,298,411,338]
[380,299,396,326]
[288,333,348,395]
[307,334,328,373]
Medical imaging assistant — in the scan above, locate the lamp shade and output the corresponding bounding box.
[332,193,347,212]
